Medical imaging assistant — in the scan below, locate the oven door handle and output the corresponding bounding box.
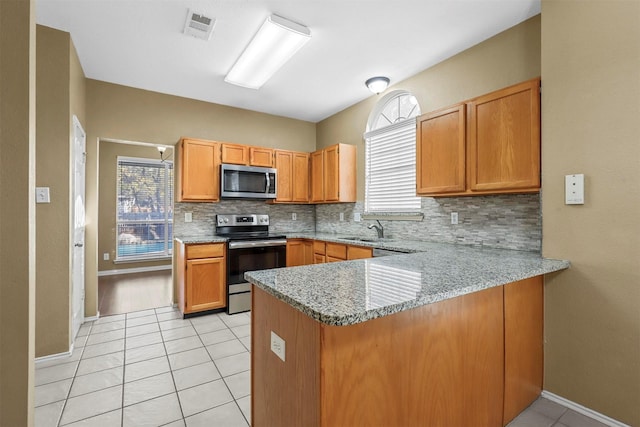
[228,239,287,249]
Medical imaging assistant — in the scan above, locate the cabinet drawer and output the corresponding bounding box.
[347,246,373,260]
[326,242,347,260]
[313,240,326,255]
[186,243,225,259]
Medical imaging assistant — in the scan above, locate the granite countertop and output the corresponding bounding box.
[174,235,227,244]
[245,239,569,326]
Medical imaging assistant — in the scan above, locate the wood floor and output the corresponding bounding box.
[98,270,173,316]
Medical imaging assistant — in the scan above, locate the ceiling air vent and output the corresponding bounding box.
[183,9,215,41]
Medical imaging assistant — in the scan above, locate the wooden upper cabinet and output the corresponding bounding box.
[468,78,540,192]
[416,78,540,197]
[221,143,274,167]
[311,143,356,203]
[221,143,249,165]
[250,147,274,167]
[310,150,324,203]
[274,150,309,203]
[292,152,310,202]
[177,138,220,202]
[416,104,466,194]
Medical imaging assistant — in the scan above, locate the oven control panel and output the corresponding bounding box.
[217,214,269,226]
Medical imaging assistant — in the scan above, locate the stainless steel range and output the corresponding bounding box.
[216,214,286,314]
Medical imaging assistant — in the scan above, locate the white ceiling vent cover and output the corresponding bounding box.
[183,9,215,41]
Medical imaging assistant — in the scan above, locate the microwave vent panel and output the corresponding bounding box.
[183,9,215,41]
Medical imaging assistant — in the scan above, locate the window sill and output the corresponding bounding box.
[114,255,172,264]
[362,212,424,221]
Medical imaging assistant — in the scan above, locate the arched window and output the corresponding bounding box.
[364,91,422,212]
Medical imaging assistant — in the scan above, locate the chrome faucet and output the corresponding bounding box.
[368,220,384,239]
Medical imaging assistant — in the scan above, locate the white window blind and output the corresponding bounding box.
[365,118,421,212]
[116,157,173,261]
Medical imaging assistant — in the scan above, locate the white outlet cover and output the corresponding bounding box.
[565,174,585,205]
[35,187,50,203]
[354,212,361,222]
[184,212,193,222]
[270,331,285,362]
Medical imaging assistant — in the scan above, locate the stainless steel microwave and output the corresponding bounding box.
[220,164,277,199]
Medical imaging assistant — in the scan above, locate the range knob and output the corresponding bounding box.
[224,218,229,223]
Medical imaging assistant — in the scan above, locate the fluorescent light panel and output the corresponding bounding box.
[225,14,311,89]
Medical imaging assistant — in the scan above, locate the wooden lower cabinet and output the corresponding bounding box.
[311,240,372,264]
[286,239,313,267]
[176,242,226,315]
[252,276,544,427]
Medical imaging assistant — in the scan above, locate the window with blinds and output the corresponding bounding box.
[116,157,174,261]
[365,91,422,212]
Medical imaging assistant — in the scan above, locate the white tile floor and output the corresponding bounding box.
[35,305,610,427]
[35,307,251,427]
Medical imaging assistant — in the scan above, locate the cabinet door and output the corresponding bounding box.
[303,240,314,265]
[185,257,226,313]
[286,239,304,267]
[250,147,274,167]
[292,152,310,202]
[324,145,340,202]
[468,78,540,192]
[310,150,324,202]
[221,143,249,165]
[180,139,220,202]
[275,150,293,202]
[416,104,466,194]
[313,253,326,264]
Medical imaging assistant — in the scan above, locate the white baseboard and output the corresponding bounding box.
[541,390,631,427]
[98,265,172,277]
[35,345,73,365]
[84,314,99,322]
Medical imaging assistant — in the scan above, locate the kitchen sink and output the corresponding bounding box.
[341,236,390,243]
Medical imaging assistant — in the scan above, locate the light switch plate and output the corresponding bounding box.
[36,187,50,203]
[565,174,585,205]
[270,331,285,362]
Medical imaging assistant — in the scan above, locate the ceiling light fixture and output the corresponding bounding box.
[366,76,390,94]
[157,146,167,162]
[225,14,311,90]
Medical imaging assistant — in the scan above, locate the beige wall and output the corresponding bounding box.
[0,0,36,424]
[35,25,70,356]
[317,16,541,200]
[541,1,640,425]
[85,80,316,316]
[98,141,172,272]
[34,25,86,357]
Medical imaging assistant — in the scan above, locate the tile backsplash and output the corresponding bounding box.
[174,193,541,252]
[173,200,316,237]
[316,194,541,252]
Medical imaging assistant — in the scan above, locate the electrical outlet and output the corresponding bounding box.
[184,212,192,223]
[451,212,459,225]
[354,212,361,222]
[270,331,285,362]
[292,213,297,221]
[339,212,345,221]
[103,253,109,261]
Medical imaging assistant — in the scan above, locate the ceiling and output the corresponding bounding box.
[35,0,540,123]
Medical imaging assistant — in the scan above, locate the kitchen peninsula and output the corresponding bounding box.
[245,242,569,427]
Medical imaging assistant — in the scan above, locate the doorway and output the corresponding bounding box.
[72,116,85,339]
